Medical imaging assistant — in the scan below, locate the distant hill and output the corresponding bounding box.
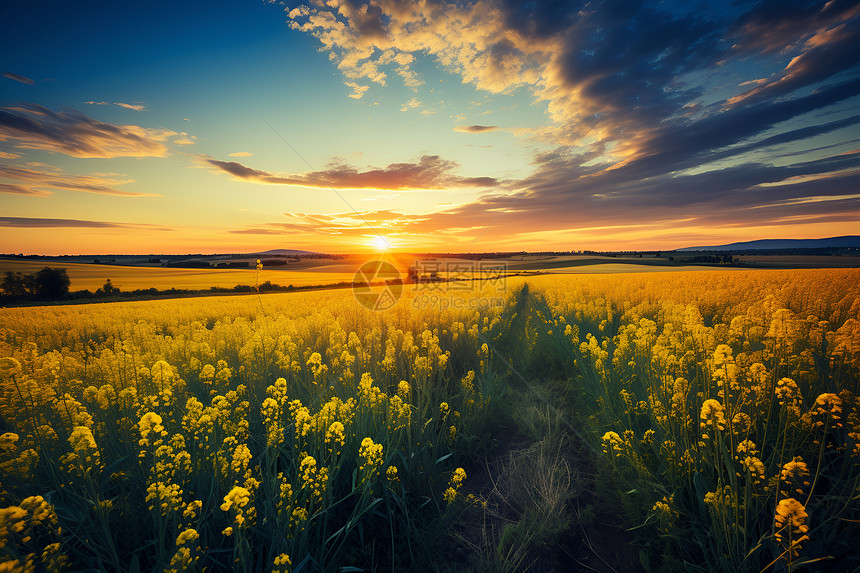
[677,236,860,252]
[251,249,318,256]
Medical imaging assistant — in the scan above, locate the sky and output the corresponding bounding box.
[1,0,859,254]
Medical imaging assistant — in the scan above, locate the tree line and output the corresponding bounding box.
[0,267,367,305]
[1,267,71,300]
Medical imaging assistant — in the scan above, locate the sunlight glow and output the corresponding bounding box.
[371,235,392,251]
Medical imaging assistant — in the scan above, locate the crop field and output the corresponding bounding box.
[1,268,859,572]
[0,255,739,296]
[0,259,362,292]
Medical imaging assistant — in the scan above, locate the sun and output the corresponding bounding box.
[371,235,391,251]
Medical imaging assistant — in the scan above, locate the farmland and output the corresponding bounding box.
[0,254,738,298]
[1,268,859,572]
[0,259,361,292]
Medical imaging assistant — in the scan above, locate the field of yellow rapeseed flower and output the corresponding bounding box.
[534,269,860,572]
[0,285,506,571]
[0,268,858,571]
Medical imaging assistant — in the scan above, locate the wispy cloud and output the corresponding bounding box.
[114,102,146,111]
[0,103,191,158]
[454,125,498,133]
[345,82,370,99]
[230,210,425,236]
[207,155,500,190]
[228,151,253,157]
[3,72,34,85]
[0,182,50,196]
[400,97,421,111]
[0,164,156,197]
[0,216,173,230]
[85,101,147,111]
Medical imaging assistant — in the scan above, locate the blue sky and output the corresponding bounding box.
[1,0,859,253]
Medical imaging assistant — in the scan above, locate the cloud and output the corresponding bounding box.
[229,151,253,157]
[3,72,35,85]
[0,164,156,197]
[400,98,421,111]
[285,0,727,149]
[207,155,500,190]
[286,0,860,150]
[345,82,370,99]
[85,101,147,111]
[728,20,860,106]
[277,0,860,246]
[172,132,196,145]
[730,0,860,55]
[0,151,21,159]
[454,125,499,133]
[116,102,146,111]
[0,103,191,158]
[0,182,50,196]
[230,210,426,236]
[114,102,146,111]
[0,216,173,230]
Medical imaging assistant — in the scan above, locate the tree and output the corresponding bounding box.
[1,272,28,298]
[96,279,120,297]
[33,267,70,299]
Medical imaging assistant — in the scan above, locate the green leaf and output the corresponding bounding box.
[128,554,140,573]
[293,555,314,573]
[103,453,132,477]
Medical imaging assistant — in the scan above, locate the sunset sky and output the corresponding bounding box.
[1,0,859,254]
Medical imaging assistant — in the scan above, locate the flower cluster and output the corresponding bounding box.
[443,467,467,504]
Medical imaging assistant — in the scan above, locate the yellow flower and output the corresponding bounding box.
[699,399,726,432]
[601,431,624,455]
[451,467,466,485]
[0,357,22,377]
[780,458,811,495]
[812,393,843,425]
[397,380,410,398]
[736,439,757,455]
[358,437,384,476]
[386,465,399,483]
[0,433,19,454]
[273,553,292,572]
[774,498,809,557]
[138,412,164,439]
[222,526,233,536]
[220,486,250,512]
[183,500,202,520]
[68,426,96,452]
[712,344,733,366]
[444,468,467,504]
[175,528,199,546]
[325,421,345,453]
